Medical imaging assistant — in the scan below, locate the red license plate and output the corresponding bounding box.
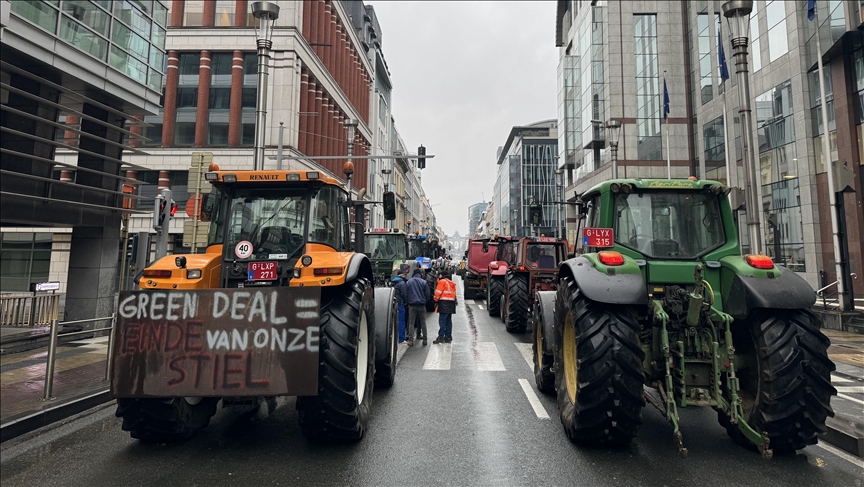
[248,261,278,280]
[582,228,614,247]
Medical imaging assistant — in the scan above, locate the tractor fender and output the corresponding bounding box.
[535,290,557,356]
[346,253,373,283]
[489,262,508,277]
[560,256,648,306]
[725,265,815,319]
[373,286,396,363]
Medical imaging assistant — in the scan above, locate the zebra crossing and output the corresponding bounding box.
[399,340,515,372]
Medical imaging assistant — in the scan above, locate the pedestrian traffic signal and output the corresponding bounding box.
[418,145,426,169]
[153,189,175,230]
[383,191,396,220]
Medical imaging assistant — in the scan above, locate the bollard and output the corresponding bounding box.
[42,318,59,400]
[104,314,116,382]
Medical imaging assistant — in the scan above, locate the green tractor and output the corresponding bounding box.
[530,178,836,458]
[365,228,408,287]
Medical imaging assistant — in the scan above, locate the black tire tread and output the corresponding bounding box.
[374,289,398,388]
[722,309,836,452]
[487,276,504,317]
[297,279,374,442]
[553,277,645,446]
[531,296,555,393]
[505,273,529,333]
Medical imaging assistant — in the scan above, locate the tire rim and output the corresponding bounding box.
[184,397,203,406]
[563,310,578,404]
[356,308,369,403]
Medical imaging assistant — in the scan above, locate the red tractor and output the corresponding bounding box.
[463,238,498,300]
[486,236,519,318]
[499,236,568,333]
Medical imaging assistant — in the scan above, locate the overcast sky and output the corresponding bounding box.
[366,1,558,236]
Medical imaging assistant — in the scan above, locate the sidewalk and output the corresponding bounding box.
[0,336,113,442]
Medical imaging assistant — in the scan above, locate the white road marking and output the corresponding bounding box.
[477,304,484,310]
[422,343,452,370]
[514,343,534,369]
[837,393,864,406]
[472,299,483,305]
[814,440,864,469]
[396,342,409,364]
[69,337,109,345]
[831,374,854,383]
[834,386,864,394]
[475,342,506,371]
[518,378,550,419]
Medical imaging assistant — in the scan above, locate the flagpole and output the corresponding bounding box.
[664,72,671,178]
[719,20,736,189]
[813,5,848,310]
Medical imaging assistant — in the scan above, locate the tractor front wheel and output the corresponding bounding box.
[115,397,220,442]
[487,276,504,317]
[720,309,836,452]
[297,279,375,442]
[553,277,644,446]
[505,273,528,333]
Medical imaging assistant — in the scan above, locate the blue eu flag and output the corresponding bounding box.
[807,0,816,21]
[718,24,729,82]
[663,78,670,120]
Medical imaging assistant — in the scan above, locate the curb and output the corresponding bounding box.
[821,415,864,458]
[0,390,113,444]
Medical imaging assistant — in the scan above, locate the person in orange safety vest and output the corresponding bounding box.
[432,271,457,344]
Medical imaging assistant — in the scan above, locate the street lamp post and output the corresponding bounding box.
[591,119,621,179]
[251,2,280,171]
[722,0,762,255]
[554,169,564,239]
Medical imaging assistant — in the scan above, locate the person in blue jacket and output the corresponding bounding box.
[404,269,430,346]
[391,271,408,343]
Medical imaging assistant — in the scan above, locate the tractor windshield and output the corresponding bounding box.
[367,234,406,260]
[525,243,562,269]
[408,239,426,259]
[613,191,725,259]
[220,188,307,260]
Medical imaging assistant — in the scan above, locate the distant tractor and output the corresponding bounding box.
[112,163,399,443]
[531,178,836,458]
[365,228,408,287]
[485,236,519,318]
[463,238,498,300]
[499,237,568,333]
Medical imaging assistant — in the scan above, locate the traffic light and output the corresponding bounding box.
[153,189,174,230]
[417,145,426,169]
[383,191,396,220]
[529,203,543,225]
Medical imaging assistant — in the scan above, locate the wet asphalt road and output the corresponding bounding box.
[1,277,862,486]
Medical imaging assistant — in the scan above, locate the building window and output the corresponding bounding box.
[175,52,199,146]
[182,0,204,26]
[703,117,726,182]
[208,52,233,145]
[135,171,190,210]
[214,0,235,26]
[750,2,762,72]
[242,54,257,146]
[697,13,712,104]
[142,91,165,146]
[0,232,53,292]
[10,1,59,33]
[766,0,788,62]
[634,14,661,161]
[809,67,837,174]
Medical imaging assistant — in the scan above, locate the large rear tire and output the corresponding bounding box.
[720,309,836,452]
[487,276,504,317]
[553,277,644,446]
[531,296,555,393]
[297,279,375,442]
[505,273,528,333]
[115,397,220,442]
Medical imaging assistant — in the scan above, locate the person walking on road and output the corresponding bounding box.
[405,269,430,346]
[432,271,457,344]
[392,271,408,343]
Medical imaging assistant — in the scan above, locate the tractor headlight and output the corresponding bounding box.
[301,255,313,266]
[610,183,621,193]
[186,269,202,279]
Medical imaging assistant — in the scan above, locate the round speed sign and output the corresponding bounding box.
[235,240,253,259]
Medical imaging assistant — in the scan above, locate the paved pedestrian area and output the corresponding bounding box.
[0,337,109,424]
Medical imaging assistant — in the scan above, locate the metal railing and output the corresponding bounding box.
[0,292,61,327]
[817,273,858,309]
[42,314,115,400]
